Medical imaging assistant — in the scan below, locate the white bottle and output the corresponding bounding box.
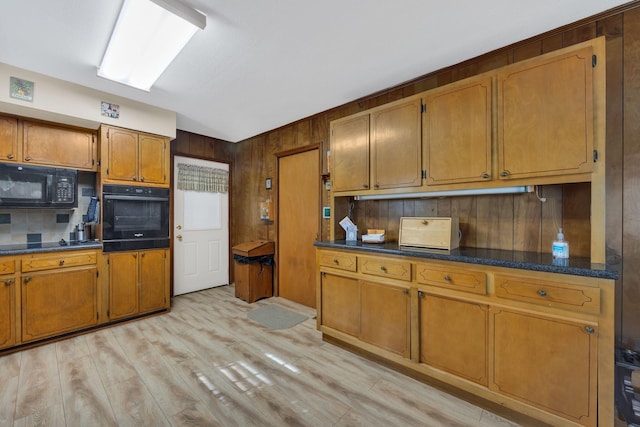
[552,228,569,259]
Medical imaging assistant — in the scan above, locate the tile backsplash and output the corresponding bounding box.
[0,172,96,245]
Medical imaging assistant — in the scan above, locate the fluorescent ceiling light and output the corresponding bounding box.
[354,186,533,201]
[98,0,206,91]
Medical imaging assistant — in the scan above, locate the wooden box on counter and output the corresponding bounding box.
[399,217,460,250]
[233,241,275,303]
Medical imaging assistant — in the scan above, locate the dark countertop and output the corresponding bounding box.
[314,240,619,280]
[0,240,103,256]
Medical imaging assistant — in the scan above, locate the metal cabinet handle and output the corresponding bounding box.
[4,279,11,286]
[374,183,380,189]
[500,171,509,177]
[59,259,65,266]
[585,326,595,334]
[333,259,339,264]
[482,173,490,179]
[140,176,145,182]
[133,175,137,181]
[380,266,387,272]
[422,220,429,225]
[402,289,409,295]
[176,235,183,240]
[444,275,451,281]
[363,184,369,189]
[24,277,31,283]
[6,154,14,159]
[418,290,425,298]
[25,156,32,161]
[537,290,547,297]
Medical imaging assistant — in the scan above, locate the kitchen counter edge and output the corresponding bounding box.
[314,240,619,280]
[0,241,103,256]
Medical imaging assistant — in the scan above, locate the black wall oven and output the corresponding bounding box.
[102,184,170,252]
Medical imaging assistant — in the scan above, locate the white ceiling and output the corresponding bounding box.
[0,0,628,142]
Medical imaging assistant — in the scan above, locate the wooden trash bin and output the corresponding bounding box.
[232,240,275,303]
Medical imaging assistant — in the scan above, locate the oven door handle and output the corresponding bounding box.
[103,194,169,202]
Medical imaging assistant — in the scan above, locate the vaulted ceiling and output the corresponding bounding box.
[0,0,629,142]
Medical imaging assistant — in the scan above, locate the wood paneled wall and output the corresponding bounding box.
[177,2,640,350]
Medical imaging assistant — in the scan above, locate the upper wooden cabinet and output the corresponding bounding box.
[330,114,370,192]
[0,116,18,162]
[23,121,97,171]
[330,97,422,193]
[0,116,97,170]
[370,97,422,190]
[329,37,603,197]
[423,75,492,185]
[497,44,595,180]
[101,125,170,186]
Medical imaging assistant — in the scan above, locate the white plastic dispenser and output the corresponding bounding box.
[552,228,569,259]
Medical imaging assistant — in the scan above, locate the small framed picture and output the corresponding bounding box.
[101,101,120,118]
[10,77,34,102]
[265,178,272,189]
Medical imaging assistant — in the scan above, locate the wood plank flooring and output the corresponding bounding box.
[0,285,522,427]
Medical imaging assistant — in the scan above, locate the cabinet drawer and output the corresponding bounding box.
[359,256,411,281]
[319,251,357,272]
[0,258,17,275]
[416,264,486,295]
[494,274,600,314]
[21,250,97,273]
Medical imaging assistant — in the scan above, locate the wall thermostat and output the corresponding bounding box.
[322,206,331,219]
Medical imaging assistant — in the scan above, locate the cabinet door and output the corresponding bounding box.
[109,252,139,320]
[371,98,422,190]
[360,280,410,357]
[330,114,370,192]
[0,115,18,162]
[491,307,597,425]
[320,272,360,336]
[424,76,492,185]
[497,45,594,180]
[0,276,16,349]
[23,121,97,170]
[138,133,167,185]
[105,127,138,182]
[139,250,168,313]
[22,268,97,342]
[419,292,488,385]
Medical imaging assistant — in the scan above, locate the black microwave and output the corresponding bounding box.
[0,163,78,208]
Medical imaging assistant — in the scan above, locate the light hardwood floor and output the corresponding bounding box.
[0,285,523,427]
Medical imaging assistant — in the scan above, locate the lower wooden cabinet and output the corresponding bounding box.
[316,247,614,427]
[418,291,488,385]
[320,272,360,336]
[491,307,597,426]
[0,273,17,349]
[0,247,171,353]
[319,272,411,358]
[360,280,410,358]
[21,267,98,342]
[108,249,170,321]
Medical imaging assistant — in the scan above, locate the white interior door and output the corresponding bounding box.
[173,156,229,295]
